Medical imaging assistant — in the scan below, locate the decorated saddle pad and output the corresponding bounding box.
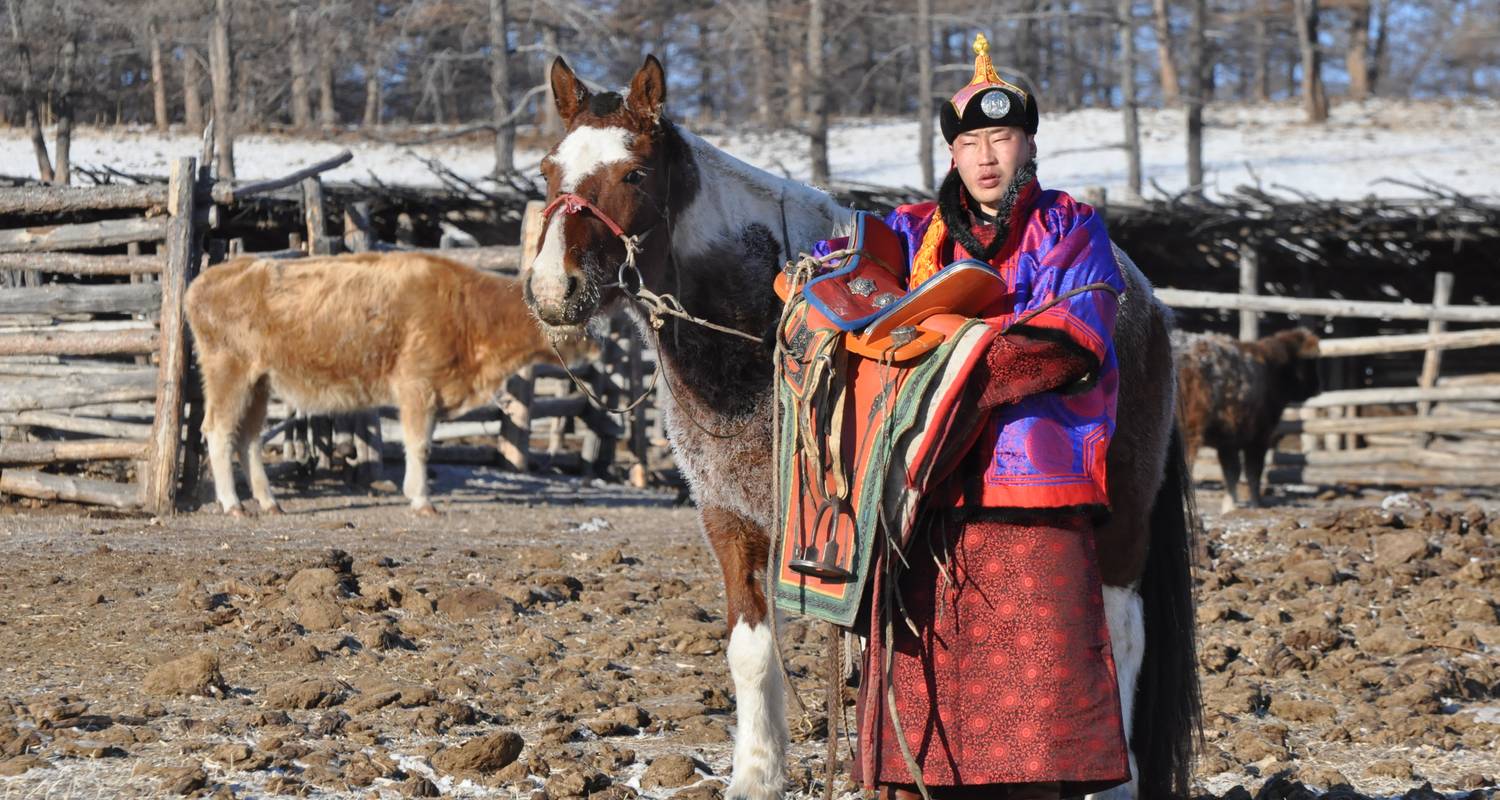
[772,214,1006,627]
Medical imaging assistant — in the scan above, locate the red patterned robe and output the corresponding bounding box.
[836,186,1131,794]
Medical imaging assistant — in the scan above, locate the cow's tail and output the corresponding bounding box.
[1134,424,1203,798]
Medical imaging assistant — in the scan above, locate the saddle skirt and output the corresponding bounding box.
[772,212,1007,627]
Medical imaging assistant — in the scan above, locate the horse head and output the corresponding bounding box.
[525,55,686,335]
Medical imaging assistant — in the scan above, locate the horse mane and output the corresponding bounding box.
[664,120,851,263]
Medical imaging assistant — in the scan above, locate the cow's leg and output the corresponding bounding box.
[236,377,280,514]
[397,397,438,516]
[703,505,784,800]
[200,360,254,516]
[1216,445,1242,514]
[1086,585,1146,800]
[1242,442,1268,508]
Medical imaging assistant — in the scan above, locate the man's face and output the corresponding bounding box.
[948,125,1034,214]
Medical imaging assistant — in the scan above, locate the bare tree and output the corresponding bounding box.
[489,0,515,174]
[362,19,383,128]
[1152,0,1181,104]
[289,8,312,129]
[210,0,235,179]
[1294,0,1328,122]
[150,21,169,131]
[183,46,205,131]
[807,0,829,185]
[916,0,934,190]
[1120,0,1143,198]
[1346,0,1371,101]
[1185,0,1205,195]
[8,0,54,182]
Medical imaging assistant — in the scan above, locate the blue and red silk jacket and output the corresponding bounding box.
[812,181,1124,510]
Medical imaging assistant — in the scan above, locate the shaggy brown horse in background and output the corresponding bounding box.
[1176,328,1321,512]
[524,55,1199,800]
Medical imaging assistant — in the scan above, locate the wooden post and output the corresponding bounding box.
[520,200,545,271]
[302,177,331,256]
[1238,242,1259,342]
[498,366,534,471]
[210,0,236,180]
[1417,272,1454,418]
[143,157,199,514]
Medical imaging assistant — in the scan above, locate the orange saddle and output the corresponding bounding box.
[775,211,1010,362]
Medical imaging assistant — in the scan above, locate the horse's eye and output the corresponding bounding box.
[622,169,646,185]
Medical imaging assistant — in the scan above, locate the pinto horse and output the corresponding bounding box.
[524,55,1200,800]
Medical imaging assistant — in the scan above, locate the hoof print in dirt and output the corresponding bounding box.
[432,730,525,776]
[142,652,229,699]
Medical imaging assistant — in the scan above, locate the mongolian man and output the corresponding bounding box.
[812,34,1132,799]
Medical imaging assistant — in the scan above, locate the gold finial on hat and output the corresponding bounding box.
[969,33,1002,86]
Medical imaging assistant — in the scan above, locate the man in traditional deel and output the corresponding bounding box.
[811,33,1132,800]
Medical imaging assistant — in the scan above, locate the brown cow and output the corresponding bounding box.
[185,252,581,516]
[1175,327,1321,512]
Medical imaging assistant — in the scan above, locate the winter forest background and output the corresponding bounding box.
[2,0,1498,195]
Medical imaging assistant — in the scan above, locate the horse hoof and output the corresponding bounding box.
[413,503,439,517]
[1219,495,1238,515]
[260,502,284,516]
[227,505,248,518]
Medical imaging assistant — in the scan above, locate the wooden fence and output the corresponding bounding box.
[0,158,199,512]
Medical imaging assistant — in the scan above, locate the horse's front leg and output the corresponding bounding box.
[702,505,786,800]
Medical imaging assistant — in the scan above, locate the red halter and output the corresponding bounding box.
[539,192,631,240]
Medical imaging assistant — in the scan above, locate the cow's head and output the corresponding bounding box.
[525,55,681,336]
[1268,328,1321,402]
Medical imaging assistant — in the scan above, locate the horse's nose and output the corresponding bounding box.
[526,260,588,325]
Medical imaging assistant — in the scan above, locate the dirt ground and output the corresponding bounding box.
[0,466,1496,799]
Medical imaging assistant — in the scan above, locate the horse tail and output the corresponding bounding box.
[1134,423,1203,798]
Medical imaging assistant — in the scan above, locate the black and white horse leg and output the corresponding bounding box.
[702,506,786,800]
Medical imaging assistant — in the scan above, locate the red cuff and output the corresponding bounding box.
[975,333,1095,411]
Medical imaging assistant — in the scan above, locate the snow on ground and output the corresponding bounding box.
[2,98,1496,201]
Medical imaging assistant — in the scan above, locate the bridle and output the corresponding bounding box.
[537,178,763,437]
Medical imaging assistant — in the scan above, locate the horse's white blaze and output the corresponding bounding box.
[550,126,634,192]
[725,620,786,800]
[528,214,572,307]
[1087,585,1146,800]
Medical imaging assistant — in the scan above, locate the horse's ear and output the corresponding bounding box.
[551,57,589,124]
[627,55,666,127]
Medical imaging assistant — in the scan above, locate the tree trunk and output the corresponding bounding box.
[362,24,381,129]
[752,0,773,125]
[210,0,236,180]
[182,47,204,131]
[488,0,514,175]
[696,22,713,124]
[1119,0,1142,198]
[1252,0,1270,102]
[1185,0,1205,196]
[806,0,829,185]
[917,0,935,191]
[318,29,336,128]
[1294,0,1328,122]
[1369,0,1389,95]
[1152,0,1181,105]
[53,33,75,185]
[7,0,53,183]
[289,9,311,129]
[540,26,562,135]
[150,22,169,131]
[1346,0,1371,101]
